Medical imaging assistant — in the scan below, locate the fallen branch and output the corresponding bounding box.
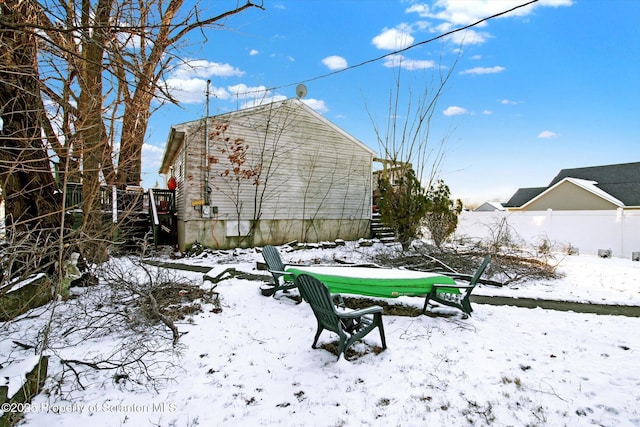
[148,292,180,346]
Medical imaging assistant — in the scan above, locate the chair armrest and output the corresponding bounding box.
[338,305,383,318]
[331,294,346,308]
[446,273,474,281]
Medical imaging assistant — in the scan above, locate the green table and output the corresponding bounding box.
[285,265,456,299]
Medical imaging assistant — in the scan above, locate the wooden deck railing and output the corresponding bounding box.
[64,184,176,246]
[64,184,150,214]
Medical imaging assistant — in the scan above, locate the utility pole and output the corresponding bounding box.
[204,80,211,206]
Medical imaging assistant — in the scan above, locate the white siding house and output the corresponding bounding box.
[160,98,375,250]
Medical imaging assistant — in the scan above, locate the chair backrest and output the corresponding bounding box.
[469,255,491,286]
[262,245,285,272]
[296,274,341,335]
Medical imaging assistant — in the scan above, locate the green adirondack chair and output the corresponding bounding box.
[423,255,491,316]
[261,245,301,297]
[295,274,387,361]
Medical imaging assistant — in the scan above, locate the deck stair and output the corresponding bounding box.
[115,212,152,253]
[371,211,397,245]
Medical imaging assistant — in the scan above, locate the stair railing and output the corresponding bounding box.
[148,189,160,246]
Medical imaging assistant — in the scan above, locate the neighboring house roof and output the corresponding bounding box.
[547,162,640,206]
[503,187,547,208]
[474,201,505,212]
[159,98,374,174]
[506,161,640,209]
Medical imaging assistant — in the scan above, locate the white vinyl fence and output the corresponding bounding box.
[455,209,640,259]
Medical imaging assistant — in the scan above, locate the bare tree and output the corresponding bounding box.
[1,0,263,266]
[368,55,460,248]
[110,0,264,187]
[0,0,65,277]
[0,3,265,402]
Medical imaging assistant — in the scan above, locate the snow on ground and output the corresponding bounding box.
[3,242,640,426]
[475,253,640,306]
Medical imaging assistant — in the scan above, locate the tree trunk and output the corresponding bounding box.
[117,92,152,187]
[113,0,263,188]
[76,0,115,264]
[0,0,64,277]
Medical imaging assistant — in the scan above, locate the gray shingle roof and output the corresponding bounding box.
[503,187,547,208]
[507,162,640,207]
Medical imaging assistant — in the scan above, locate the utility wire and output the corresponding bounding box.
[254,0,539,95]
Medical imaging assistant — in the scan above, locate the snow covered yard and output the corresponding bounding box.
[3,243,640,426]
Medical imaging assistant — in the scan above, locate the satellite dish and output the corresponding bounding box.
[295,84,307,98]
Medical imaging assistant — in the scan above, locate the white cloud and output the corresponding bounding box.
[407,1,572,46]
[302,98,329,114]
[164,78,215,104]
[443,106,468,116]
[171,59,245,80]
[434,21,453,34]
[372,25,415,50]
[483,110,493,115]
[322,55,348,70]
[447,28,491,45]
[499,99,521,105]
[420,1,572,26]
[538,130,558,139]
[164,80,272,105]
[227,84,270,100]
[249,49,259,56]
[141,142,166,187]
[210,86,233,100]
[163,58,265,105]
[405,4,430,16]
[460,66,506,75]
[382,54,435,70]
[115,31,142,51]
[142,142,164,168]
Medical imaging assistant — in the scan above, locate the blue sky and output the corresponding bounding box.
[143,0,640,205]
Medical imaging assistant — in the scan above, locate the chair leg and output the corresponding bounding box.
[337,338,346,361]
[461,296,473,315]
[311,322,323,349]
[376,314,387,350]
[422,292,432,315]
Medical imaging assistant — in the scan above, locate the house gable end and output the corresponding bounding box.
[194,98,375,157]
[521,178,623,211]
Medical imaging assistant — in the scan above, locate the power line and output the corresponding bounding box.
[256,0,539,95]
